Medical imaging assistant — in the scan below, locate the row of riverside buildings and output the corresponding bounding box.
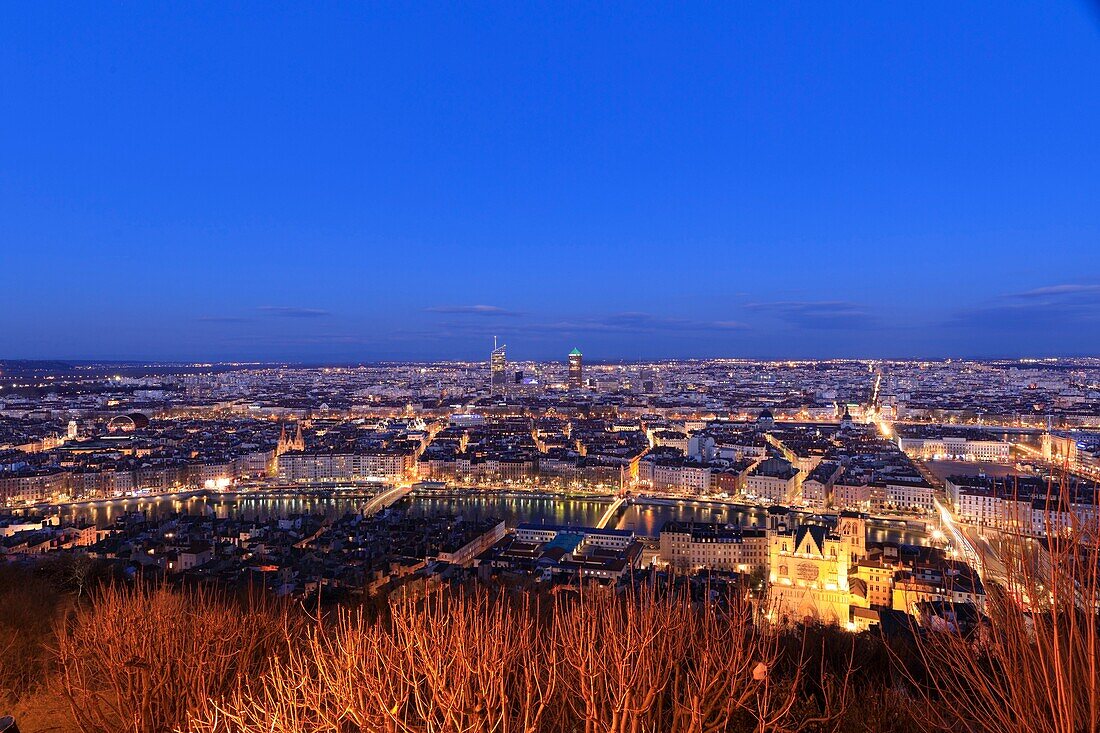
[0,451,274,504]
[945,473,1100,537]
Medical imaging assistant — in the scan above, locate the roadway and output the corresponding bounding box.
[935,497,989,579]
[935,496,1028,603]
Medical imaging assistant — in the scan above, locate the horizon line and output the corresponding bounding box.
[3,354,1099,367]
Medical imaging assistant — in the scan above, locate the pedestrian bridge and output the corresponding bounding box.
[595,496,630,529]
[360,484,412,517]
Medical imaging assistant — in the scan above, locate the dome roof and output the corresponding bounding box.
[107,412,149,432]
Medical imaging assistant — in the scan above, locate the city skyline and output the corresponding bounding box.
[3,3,1100,361]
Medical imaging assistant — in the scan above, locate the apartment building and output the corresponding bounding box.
[659,521,768,573]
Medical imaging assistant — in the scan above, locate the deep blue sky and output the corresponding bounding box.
[3,3,1099,362]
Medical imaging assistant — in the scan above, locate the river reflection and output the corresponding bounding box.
[616,502,766,536]
[57,491,928,545]
[58,494,362,528]
[405,495,608,528]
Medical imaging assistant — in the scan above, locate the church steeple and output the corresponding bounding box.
[276,421,305,455]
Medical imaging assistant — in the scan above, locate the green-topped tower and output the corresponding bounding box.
[568,347,583,390]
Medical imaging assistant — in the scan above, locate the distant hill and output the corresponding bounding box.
[0,359,78,373]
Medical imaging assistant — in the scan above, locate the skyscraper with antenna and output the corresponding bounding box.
[490,336,507,395]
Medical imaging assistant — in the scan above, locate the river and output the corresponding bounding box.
[56,491,928,545]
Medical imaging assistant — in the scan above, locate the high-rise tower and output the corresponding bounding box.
[490,337,507,394]
[568,347,583,390]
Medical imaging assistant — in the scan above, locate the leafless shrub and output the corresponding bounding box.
[54,583,292,733]
[188,582,821,733]
[553,583,792,733]
[190,589,558,733]
[900,475,1100,733]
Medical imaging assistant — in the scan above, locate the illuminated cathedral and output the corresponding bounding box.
[275,422,306,455]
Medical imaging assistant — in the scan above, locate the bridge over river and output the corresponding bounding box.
[595,496,629,529]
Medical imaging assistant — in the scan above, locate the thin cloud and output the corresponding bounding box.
[196,315,251,324]
[945,301,1100,330]
[408,312,749,338]
[1011,284,1100,299]
[524,312,750,335]
[424,305,522,316]
[743,301,876,329]
[222,334,372,346]
[946,283,1100,330]
[257,306,332,318]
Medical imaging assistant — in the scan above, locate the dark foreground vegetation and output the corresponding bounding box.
[1,534,1098,733]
